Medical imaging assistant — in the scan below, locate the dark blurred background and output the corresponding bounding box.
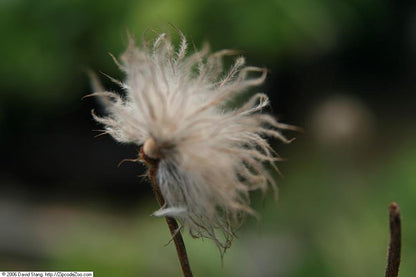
[1,0,415,276]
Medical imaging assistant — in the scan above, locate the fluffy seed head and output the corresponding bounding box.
[90,31,296,254]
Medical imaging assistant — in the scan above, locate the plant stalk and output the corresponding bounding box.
[140,147,193,277]
[385,202,401,277]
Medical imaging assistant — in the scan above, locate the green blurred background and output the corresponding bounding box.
[1,0,416,276]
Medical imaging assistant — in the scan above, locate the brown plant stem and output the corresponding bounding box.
[140,147,193,277]
[385,202,401,277]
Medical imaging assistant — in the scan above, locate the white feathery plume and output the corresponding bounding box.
[89,31,297,253]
